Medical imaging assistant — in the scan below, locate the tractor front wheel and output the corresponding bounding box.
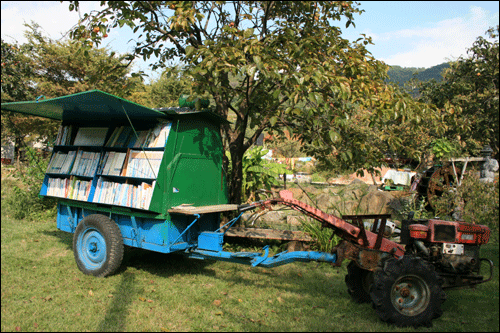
[370,255,446,327]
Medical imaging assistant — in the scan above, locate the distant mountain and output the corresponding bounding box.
[387,63,450,87]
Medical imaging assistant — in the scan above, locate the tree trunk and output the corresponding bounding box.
[228,144,245,204]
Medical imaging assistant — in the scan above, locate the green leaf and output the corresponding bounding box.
[253,55,262,67]
[329,130,340,144]
[185,46,195,57]
[243,28,254,39]
[270,116,278,127]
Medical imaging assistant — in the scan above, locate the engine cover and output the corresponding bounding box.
[405,220,490,245]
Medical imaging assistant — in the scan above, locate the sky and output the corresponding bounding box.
[1,1,499,81]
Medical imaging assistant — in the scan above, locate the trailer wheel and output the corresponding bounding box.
[370,255,446,327]
[345,261,373,303]
[73,214,124,277]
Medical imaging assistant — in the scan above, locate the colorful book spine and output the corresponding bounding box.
[92,177,156,210]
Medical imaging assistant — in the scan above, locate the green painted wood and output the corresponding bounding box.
[149,117,229,214]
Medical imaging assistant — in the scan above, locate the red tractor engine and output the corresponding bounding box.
[401,217,492,289]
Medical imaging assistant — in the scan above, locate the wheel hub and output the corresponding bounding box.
[400,287,411,298]
[77,228,107,270]
[391,275,431,316]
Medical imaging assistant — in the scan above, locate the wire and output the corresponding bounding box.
[119,101,159,180]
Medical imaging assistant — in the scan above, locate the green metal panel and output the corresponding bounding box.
[148,117,228,214]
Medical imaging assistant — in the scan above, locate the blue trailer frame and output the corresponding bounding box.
[56,201,337,273]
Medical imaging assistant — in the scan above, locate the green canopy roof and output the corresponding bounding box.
[1,90,166,123]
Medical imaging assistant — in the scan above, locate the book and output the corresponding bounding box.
[46,153,58,173]
[114,127,133,148]
[71,151,100,177]
[102,152,115,175]
[125,150,163,178]
[132,130,151,148]
[55,125,74,145]
[106,127,122,147]
[101,152,127,176]
[92,178,156,209]
[109,152,127,176]
[47,151,77,174]
[55,126,64,145]
[73,127,108,146]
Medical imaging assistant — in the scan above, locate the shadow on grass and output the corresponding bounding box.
[96,271,137,332]
[119,247,214,277]
[44,228,347,301]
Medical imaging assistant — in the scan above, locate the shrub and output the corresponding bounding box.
[432,170,499,242]
[2,147,57,221]
[299,217,340,253]
[227,147,288,202]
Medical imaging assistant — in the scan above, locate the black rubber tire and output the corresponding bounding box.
[73,214,124,277]
[345,261,373,303]
[370,255,446,327]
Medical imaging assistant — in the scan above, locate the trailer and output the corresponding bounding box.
[2,90,493,328]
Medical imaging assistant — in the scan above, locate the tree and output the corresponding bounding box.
[419,26,499,158]
[67,1,435,203]
[1,39,36,102]
[2,37,58,162]
[147,65,193,108]
[22,23,141,98]
[1,23,144,161]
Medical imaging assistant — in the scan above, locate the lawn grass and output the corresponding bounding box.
[1,208,499,332]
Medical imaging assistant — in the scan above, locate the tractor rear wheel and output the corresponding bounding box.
[345,261,373,303]
[73,214,124,277]
[370,255,446,327]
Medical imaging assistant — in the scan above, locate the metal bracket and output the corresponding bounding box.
[251,245,270,267]
[172,214,200,245]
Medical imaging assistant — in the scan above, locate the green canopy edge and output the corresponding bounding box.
[1,90,167,124]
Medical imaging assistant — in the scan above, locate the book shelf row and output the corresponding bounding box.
[46,177,92,201]
[46,148,163,180]
[93,177,155,210]
[106,121,171,148]
[45,175,156,210]
[54,121,172,148]
[99,150,163,178]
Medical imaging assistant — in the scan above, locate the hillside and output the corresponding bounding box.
[387,62,450,87]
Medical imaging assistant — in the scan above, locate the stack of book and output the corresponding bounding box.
[106,121,172,149]
[71,151,101,177]
[147,121,172,148]
[73,127,108,146]
[99,151,128,176]
[123,150,163,179]
[46,151,77,174]
[46,177,71,198]
[106,126,134,148]
[93,178,155,209]
[46,177,91,200]
[55,125,74,145]
[66,178,92,200]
